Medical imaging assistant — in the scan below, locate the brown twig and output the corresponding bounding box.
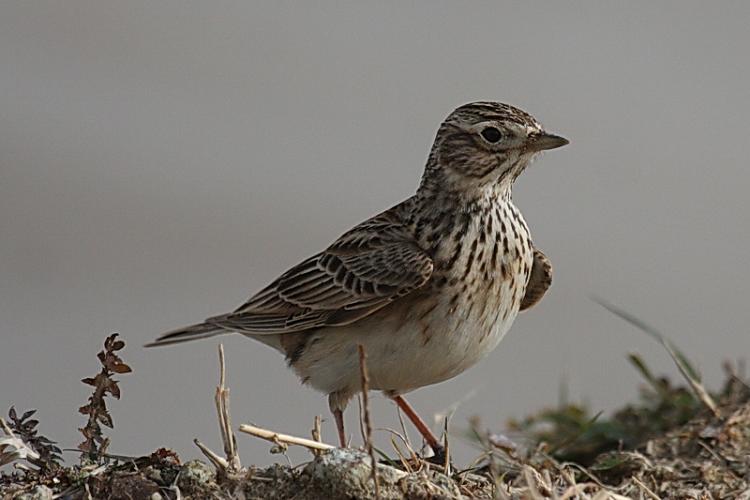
[358,344,379,499]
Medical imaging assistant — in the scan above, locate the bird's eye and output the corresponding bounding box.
[480,127,503,143]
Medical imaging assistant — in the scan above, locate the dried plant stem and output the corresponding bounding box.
[312,415,322,443]
[389,436,414,473]
[358,344,380,499]
[215,344,240,472]
[194,438,229,470]
[194,343,241,475]
[309,415,324,457]
[239,424,334,452]
[442,415,451,475]
[630,477,660,500]
[396,407,413,451]
[661,339,721,418]
[356,394,366,448]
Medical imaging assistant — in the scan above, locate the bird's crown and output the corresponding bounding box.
[444,101,543,131]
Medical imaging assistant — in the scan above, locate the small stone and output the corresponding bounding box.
[14,485,53,500]
[144,466,163,484]
[178,459,215,486]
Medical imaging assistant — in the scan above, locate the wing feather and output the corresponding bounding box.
[520,248,552,311]
[212,203,433,334]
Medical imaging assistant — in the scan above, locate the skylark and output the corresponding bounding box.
[147,101,568,457]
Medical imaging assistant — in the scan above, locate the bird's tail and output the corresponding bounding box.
[145,322,227,347]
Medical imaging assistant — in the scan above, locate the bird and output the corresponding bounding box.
[147,101,568,458]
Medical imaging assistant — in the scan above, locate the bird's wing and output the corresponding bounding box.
[520,247,552,311]
[208,205,434,334]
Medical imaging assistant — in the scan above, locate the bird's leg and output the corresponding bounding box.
[328,391,350,448]
[332,408,347,448]
[391,395,445,460]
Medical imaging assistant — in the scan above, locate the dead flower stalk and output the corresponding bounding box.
[194,344,242,476]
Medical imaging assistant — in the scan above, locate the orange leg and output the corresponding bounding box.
[332,408,347,447]
[392,395,443,453]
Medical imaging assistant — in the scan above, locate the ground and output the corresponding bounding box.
[2,333,749,499]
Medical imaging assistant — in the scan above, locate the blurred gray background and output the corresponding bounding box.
[2,1,749,465]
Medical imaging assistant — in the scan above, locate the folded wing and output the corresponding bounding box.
[520,247,552,311]
[207,206,434,334]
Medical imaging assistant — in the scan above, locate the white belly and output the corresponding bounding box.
[280,247,531,398]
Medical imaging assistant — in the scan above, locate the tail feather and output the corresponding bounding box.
[145,322,227,347]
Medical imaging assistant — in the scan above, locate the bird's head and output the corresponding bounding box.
[422,101,568,196]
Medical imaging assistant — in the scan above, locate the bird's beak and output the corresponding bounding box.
[527,132,569,152]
